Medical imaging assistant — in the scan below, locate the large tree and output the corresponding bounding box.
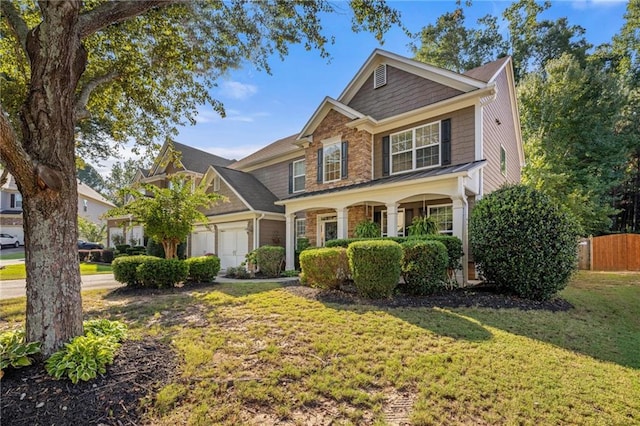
[0,0,402,355]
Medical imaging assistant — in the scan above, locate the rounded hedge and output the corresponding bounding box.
[112,255,160,287]
[185,255,221,283]
[137,258,189,288]
[469,184,580,301]
[255,245,285,278]
[299,247,349,289]
[347,240,402,299]
[400,240,448,295]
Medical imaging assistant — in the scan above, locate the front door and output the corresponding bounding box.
[318,215,338,246]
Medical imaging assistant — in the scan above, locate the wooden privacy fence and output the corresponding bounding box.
[588,234,640,271]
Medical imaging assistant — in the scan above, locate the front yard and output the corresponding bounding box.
[0,262,112,280]
[1,271,638,425]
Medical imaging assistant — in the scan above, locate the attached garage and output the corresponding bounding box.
[190,229,215,257]
[217,222,249,270]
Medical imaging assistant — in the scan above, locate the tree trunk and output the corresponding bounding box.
[162,238,178,259]
[19,2,87,356]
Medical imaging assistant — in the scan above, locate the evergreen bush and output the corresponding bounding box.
[347,240,402,298]
[255,246,285,277]
[299,247,349,289]
[400,240,448,295]
[185,255,221,282]
[136,258,189,288]
[469,184,580,301]
[112,255,159,287]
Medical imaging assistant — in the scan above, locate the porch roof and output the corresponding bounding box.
[279,160,486,203]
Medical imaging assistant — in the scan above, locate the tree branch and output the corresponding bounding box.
[78,0,179,39]
[1,1,29,54]
[0,106,35,193]
[74,71,120,121]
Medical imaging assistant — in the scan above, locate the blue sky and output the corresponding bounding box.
[94,0,629,174]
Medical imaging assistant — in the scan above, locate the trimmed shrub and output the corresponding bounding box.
[400,240,448,295]
[255,246,285,277]
[469,184,580,301]
[299,247,349,289]
[78,250,90,262]
[137,258,189,288]
[225,266,250,279]
[185,255,221,282]
[88,249,103,263]
[101,249,115,264]
[347,240,402,298]
[112,255,160,287]
[115,244,130,253]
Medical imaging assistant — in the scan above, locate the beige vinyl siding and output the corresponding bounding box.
[372,106,475,179]
[251,156,304,199]
[259,219,286,248]
[348,66,464,120]
[201,178,248,215]
[482,69,521,193]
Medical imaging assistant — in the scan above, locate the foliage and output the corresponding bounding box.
[45,325,123,385]
[104,159,149,207]
[83,319,128,342]
[407,216,438,237]
[77,216,106,243]
[225,266,250,279]
[469,184,580,300]
[108,174,223,259]
[299,248,350,290]
[400,240,449,295]
[413,4,508,72]
[353,219,381,238]
[255,246,285,278]
[100,249,114,264]
[0,329,41,376]
[112,255,160,287]
[347,240,402,299]
[185,256,221,283]
[77,162,106,193]
[136,258,189,288]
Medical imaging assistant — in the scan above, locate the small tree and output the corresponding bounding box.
[77,216,106,243]
[108,175,224,259]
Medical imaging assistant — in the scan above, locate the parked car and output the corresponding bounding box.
[0,233,21,249]
[77,240,104,250]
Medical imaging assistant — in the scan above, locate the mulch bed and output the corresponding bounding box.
[1,337,177,426]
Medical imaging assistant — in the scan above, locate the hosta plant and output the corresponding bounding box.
[0,330,41,378]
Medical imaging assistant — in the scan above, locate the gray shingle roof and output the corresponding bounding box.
[282,160,487,201]
[173,141,234,173]
[212,166,284,213]
[229,134,301,170]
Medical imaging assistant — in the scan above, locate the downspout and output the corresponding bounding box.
[254,213,265,250]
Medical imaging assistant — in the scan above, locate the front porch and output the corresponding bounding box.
[279,164,485,284]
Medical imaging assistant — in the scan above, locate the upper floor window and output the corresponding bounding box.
[390,121,440,174]
[292,160,305,193]
[323,142,341,182]
[10,193,22,209]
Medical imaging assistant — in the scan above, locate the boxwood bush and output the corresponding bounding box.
[137,258,189,288]
[469,184,580,301]
[347,240,402,299]
[400,240,448,295]
[255,245,285,277]
[185,255,221,283]
[112,255,160,287]
[299,247,349,289]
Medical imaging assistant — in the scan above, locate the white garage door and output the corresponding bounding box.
[191,231,215,257]
[218,224,249,270]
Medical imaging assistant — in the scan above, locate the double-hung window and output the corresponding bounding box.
[10,193,22,209]
[323,142,341,182]
[428,205,453,235]
[292,160,305,192]
[390,121,440,174]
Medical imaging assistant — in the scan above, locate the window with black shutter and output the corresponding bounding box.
[341,141,348,179]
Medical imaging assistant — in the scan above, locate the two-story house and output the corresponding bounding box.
[123,49,523,281]
[1,172,115,245]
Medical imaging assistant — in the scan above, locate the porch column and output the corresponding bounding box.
[337,207,348,239]
[452,198,469,284]
[385,202,399,237]
[285,212,295,270]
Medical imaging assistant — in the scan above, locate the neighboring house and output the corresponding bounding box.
[117,49,523,280]
[0,172,115,245]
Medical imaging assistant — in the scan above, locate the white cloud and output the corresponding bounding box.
[223,109,270,123]
[194,107,222,124]
[572,0,626,10]
[220,81,258,100]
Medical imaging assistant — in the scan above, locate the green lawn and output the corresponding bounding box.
[0,250,25,261]
[0,262,112,280]
[1,271,638,425]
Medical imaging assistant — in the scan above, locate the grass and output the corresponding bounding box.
[1,271,638,425]
[0,250,25,260]
[0,263,112,281]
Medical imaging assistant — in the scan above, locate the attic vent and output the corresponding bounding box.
[373,64,387,89]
